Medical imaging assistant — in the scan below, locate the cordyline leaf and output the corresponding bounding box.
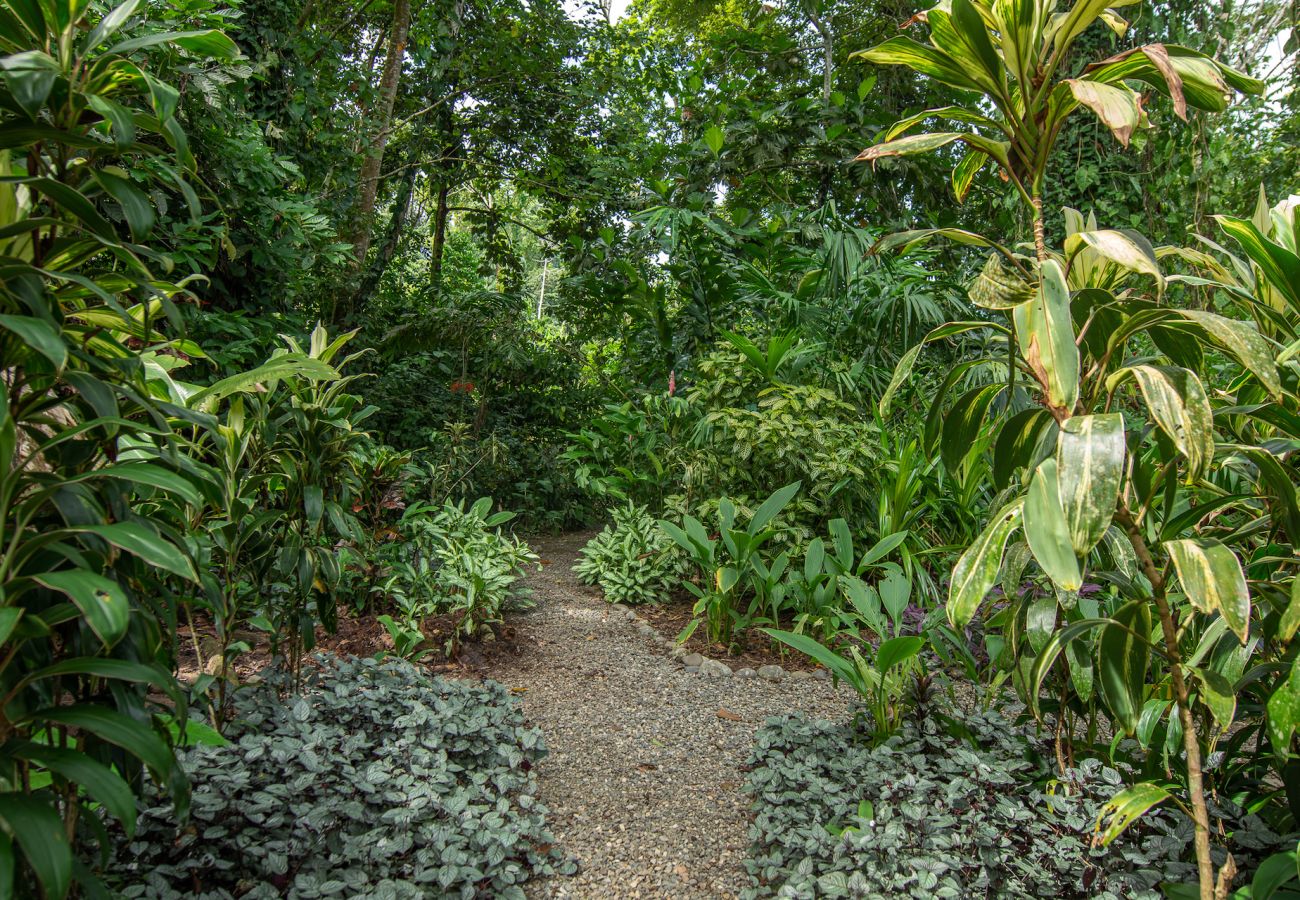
[857,131,1011,171]
[1084,44,1263,118]
[1191,667,1236,732]
[1267,658,1300,750]
[970,252,1033,309]
[1108,365,1213,481]
[1214,214,1300,316]
[952,150,989,202]
[1048,0,1142,57]
[1174,309,1281,398]
[884,105,1003,142]
[1064,79,1146,147]
[878,320,1008,416]
[1024,459,1082,590]
[1065,228,1162,286]
[1029,618,1112,718]
[1094,782,1171,847]
[928,0,1005,94]
[1166,539,1251,643]
[1098,599,1151,734]
[854,36,982,93]
[1014,259,1079,413]
[1280,577,1300,644]
[1057,413,1125,556]
[30,570,129,648]
[948,499,1023,628]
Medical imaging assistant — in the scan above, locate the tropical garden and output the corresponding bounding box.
[2,0,1300,896]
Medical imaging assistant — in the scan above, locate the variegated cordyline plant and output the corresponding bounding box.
[855,2,1298,898]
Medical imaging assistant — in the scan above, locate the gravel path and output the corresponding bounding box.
[492,533,855,899]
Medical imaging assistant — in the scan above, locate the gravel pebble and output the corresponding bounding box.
[493,533,852,899]
[757,665,784,682]
[682,652,704,667]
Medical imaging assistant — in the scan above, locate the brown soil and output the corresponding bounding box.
[636,599,822,673]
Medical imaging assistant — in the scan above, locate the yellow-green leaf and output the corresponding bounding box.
[1094,782,1171,847]
[1166,538,1251,643]
[1024,459,1082,590]
[948,499,1024,629]
[1056,413,1125,556]
[1108,365,1213,481]
[1014,259,1079,413]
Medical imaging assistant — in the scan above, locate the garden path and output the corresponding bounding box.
[491,533,853,899]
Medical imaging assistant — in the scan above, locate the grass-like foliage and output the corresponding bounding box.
[109,654,573,898]
[573,503,684,605]
[742,707,1293,899]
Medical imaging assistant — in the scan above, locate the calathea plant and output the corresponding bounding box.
[856,2,1281,898]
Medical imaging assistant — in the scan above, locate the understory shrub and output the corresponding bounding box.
[573,502,684,605]
[110,654,573,898]
[743,708,1292,899]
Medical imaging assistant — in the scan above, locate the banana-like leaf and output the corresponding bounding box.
[1109,365,1213,481]
[948,499,1024,628]
[1098,599,1151,734]
[1093,782,1171,847]
[1048,0,1141,57]
[1024,459,1082,590]
[1014,259,1079,413]
[1166,539,1251,643]
[1057,413,1125,555]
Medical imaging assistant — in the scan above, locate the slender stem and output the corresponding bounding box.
[1115,503,1217,900]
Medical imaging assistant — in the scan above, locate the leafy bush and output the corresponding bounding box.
[573,503,684,605]
[376,498,539,656]
[742,707,1291,899]
[110,654,573,898]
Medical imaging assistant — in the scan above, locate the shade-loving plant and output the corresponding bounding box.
[574,502,683,606]
[856,2,1277,896]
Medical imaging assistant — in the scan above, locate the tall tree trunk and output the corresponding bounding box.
[349,0,411,268]
[430,180,450,288]
[351,154,420,317]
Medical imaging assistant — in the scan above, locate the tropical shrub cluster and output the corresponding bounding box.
[110,654,571,898]
[573,502,684,606]
[372,498,538,659]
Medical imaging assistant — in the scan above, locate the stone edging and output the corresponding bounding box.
[608,603,829,683]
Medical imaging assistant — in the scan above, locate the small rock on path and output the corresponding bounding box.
[492,533,853,899]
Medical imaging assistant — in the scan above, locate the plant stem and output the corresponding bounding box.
[1032,193,1048,262]
[1115,503,1217,900]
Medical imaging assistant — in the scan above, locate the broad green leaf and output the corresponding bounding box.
[1280,577,1300,643]
[1250,849,1299,900]
[1098,599,1151,734]
[1093,782,1171,847]
[749,482,801,534]
[702,124,724,156]
[952,150,988,202]
[1014,259,1079,413]
[1215,214,1300,315]
[1026,595,1057,654]
[1191,667,1236,732]
[878,320,1007,416]
[0,794,71,900]
[1166,539,1251,643]
[186,355,338,409]
[73,522,196,580]
[762,629,858,687]
[1108,366,1212,481]
[948,499,1023,628]
[96,462,203,506]
[1065,228,1162,286]
[992,408,1057,489]
[876,635,924,674]
[8,742,137,836]
[30,571,129,648]
[1027,618,1111,717]
[1057,413,1125,555]
[36,705,173,774]
[0,608,21,646]
[0,314,65,368]
[1024,459,1082,590]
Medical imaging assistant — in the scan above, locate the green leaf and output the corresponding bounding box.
[1108,366,1213,481]
[1214,214,1300,315]
[992,408,1056,489]
[1064,80,1145,147]
[35,705,173,774]
[762,629,858,688]
[970,252,1032,309]
[8,742,137,836]
[749,482,801,535]
[186,355,338,408]
[1166,539,1251,643]
[876,635,924,674]
[1015,260,1079,413]
[0,608,21,646]
[702,124,724,156]
[1024,459,1082,590]
[1057,413,1125,555]
[878,320,1006,416]
[1098,599,1151,734]
[29,571,129,648]
[948,499,1023,628]
[96,463,203,507]
[1250,848,1300,900]
[1191,667,1236,732]
[855,36,982,93]
[90,170,154,240]
[0,794,71,900]
[73,522,196,580]
[0,314,65,368]
[952,150,988,203]
[1065,228,1162,285]
[1174,309,1281,399]
[1093,782,1171,847]
[1280,577,1300,644]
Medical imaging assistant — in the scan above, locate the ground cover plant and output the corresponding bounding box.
[109,653,572,898]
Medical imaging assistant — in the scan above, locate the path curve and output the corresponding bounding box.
[492,534,853,899]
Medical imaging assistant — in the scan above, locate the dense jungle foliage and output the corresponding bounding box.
[3,0,1300,896]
